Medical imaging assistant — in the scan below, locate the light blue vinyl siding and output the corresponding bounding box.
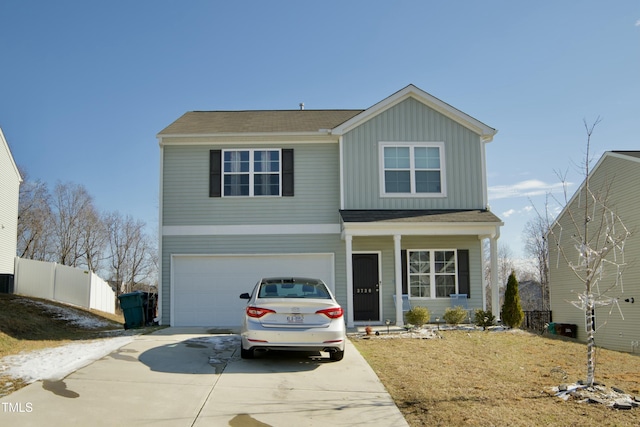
[162,143,340,226]
[162,234,481,325]
[161,234,346,325]
[549,155,640,353]
[352,235,482,323]
[342,97,485,210]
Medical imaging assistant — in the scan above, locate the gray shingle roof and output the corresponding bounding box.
[158,110,364,135]
[339,209,503,223]
[612,151,640,159]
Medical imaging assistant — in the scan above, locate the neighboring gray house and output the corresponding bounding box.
[0,127,22,289]
[549,151,640,353]
[157,85,503,328]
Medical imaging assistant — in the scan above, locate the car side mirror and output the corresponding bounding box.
[239,293,251,300]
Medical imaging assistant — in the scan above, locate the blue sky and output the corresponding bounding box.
[1,1,638,259]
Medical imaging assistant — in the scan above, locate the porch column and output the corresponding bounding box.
[490,236,500,320]
[394,234,404,327]
[480,237,487,311]
[345,234,354,328]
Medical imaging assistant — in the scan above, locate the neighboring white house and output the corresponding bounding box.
[0,127,22,287]
[156,85,503,328]
[548,151,640,353]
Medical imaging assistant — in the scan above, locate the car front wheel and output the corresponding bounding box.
[329,350,344,361]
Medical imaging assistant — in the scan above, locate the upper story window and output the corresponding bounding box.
[223,149,280,196]
[209,148,294,198]
[380,142,445,196]
[408,249,457,298]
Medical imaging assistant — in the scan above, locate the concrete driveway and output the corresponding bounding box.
[0,327,408,426]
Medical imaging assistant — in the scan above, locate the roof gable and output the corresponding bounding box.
[331,84,497,141]
[0,127,22,183]
[550,150,640,231]
[157,85,496,141]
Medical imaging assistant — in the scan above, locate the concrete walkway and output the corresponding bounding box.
[0,327,408,426]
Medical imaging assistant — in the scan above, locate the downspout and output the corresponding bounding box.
[338,135,345,210]
[480,137,489,209]
[157,138,164,325]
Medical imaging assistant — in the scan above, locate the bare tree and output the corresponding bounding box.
[17,175,157,294]
[548,118,630,387]
[523,199,551,310]
[79,206,107,272]
[50,182,96,267]
[17,172,55,261]
[105,212,153,295]
[497,244,515,289]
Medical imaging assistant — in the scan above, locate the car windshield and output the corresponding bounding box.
[258,280,331,299]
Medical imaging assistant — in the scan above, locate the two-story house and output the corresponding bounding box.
[157,85,503,328]
[0,127,21,293]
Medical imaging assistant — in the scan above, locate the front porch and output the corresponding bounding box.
[340,210,503,329]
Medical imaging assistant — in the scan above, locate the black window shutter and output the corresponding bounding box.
[282,148,294,197]
[401,250,408,294]
[209,150,221,197]
[457,249,470,298]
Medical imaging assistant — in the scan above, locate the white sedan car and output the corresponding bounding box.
[239,277,346,361]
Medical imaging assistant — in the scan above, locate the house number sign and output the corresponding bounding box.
[356,288,373,293]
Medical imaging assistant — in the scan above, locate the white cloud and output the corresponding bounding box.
[635,19,640,26]
[488,179,570,200]
[502,208,516,218]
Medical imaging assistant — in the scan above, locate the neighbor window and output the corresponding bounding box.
[223,149,281,196]
[408,250,457,298]
[381,142,444,196]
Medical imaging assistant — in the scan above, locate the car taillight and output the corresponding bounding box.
[316,307,344,319]
[246,306,276,318]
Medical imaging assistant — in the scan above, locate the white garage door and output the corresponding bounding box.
[172,253,335,327]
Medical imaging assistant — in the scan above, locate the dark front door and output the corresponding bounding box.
[353,253,380,322]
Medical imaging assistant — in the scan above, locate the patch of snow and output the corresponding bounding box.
[0,336,135,384]
[1,297,132,387]
[19,298,112,329]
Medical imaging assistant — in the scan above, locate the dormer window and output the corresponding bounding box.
[380,142,445,197]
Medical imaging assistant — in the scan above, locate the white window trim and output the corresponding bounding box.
[378,141,446,198]
[407,249,458,300]
[222,148,282,197]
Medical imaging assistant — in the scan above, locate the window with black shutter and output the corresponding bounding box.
[282,148,294,197]
[209,150,221,197]
[457,249,470,298]
[209,148,293,197]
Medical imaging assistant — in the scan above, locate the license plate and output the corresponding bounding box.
[287,314,304,324]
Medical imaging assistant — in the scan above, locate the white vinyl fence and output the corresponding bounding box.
[13,257,115,314]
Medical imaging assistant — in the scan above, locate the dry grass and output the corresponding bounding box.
[352,329,640,427]
[0,293,125,397]
[0,294,124,356]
